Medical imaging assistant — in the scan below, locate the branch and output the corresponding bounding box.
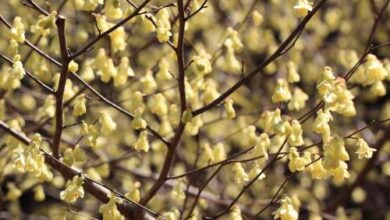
[140,0,188,205]
[22,0,49,16]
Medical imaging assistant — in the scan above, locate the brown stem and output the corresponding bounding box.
[140,0,188,205]
[52,16,69,159]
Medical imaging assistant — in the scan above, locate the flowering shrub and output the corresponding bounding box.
[0,0,389,219]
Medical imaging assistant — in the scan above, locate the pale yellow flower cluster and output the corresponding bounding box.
[60,175,85,203]
[13,134,53,181]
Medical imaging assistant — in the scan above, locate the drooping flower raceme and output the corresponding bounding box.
[9,55,25,80]
[60,175,85,203]
[99,195,124,220]
[273,196,299,220]
[355,138,376,159]
[224,98,236,119]
[72,94,87,117]
[322,135,350,170]
[13,134,53,181]
[272,78,292,103]
[288,147,307,172]
[134,131,149,152]
[99,111,117,135]
[232,162,249,185]
[10,16,25,43]
[192,50,212,76]
[156,8,172,43]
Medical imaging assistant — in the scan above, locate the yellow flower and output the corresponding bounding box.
[125,182,141,202]
[131,108,147,130]
[171,181,186,201]
[232,162,249,185]
[213,143,227,162]
[293,0,313,17]
[94,49,117,83]
[99,195,124,220]
[258,109,281,134]
[288,120,304,146]
[68,60,79,73]
[37,11,57,33]
[155,8,171,43]
[114,57,134,87]
[272,78,292,103]
[287,62,300,83]
[254,133,270,160]
[368,81,386,97]
[192,50,212,76]
[159,117,173,136]
[365,54,387,85]
[150,93,168,116]
[13,134,53,181]
[224,98,236,119]
[274,117,292,136]
[203,80,220,104]
[288,87,308,111]
[60,175,85,203]
[182,108,193,123]
[110,27,127,52]
[138,14,156,34]
[312,110,332,143]
[248,162,266,180]
[10,55,25,80]
[34,185,45,201]
[134,131,149,152]
[72,94,87,117]
[156,58,172,81]
[75,0,103,11]
[225,27,244,51]
[309,157,328,179]
[100,111,117,135]
[7,39,19,57]
[10,16,25,43]
[156,21,172,43]
[125,182,141,203]
[288,147,306,172]
[251,11,263,26]
[330,161,350,185]
[140,70,158,94]
[104,0,123,20]
[355,138,376,159]
[323,135,349,170]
